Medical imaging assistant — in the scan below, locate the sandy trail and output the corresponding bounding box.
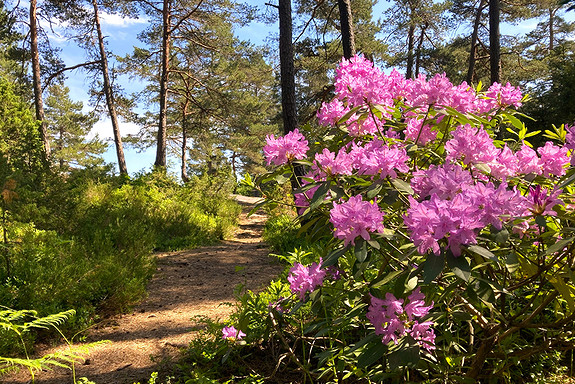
[3,195,282,384]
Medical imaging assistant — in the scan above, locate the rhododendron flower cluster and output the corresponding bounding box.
[406,174,526,256]
[367,288,436,351]
[288,259,327,299]
[257,55,575,368]
[222,326,246,340]
[528,186,563,216]
[330,195,385,246]
[263,128,309,166]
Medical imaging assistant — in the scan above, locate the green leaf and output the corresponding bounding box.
[309,182,331,210]
[535,215,547,228]
[322,245,348,267]
[544,237,574,256]
[504,252,520,273]
[274,173,291,185]
[391,179,414,195]
[371,270,404,289]
[446,251,471,282]
[494,228,509,245]
[467,245,498,262]
[558,169,575,188]
[388,344,420,370]
[423,253,445,284]
[506,114,524,131]
[357,340,388,368]
[366,182,383,199]
[549,278,575,314]
[354,239,368,263]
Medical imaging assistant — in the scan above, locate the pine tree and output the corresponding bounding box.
[44,84,107,171]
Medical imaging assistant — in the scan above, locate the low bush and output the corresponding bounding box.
[0,170,240,356]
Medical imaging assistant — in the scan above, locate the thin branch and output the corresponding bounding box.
[43,60,101,91]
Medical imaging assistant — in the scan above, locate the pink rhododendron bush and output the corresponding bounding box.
[238,56,575,383]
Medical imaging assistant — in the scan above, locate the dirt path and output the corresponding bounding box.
[4,195,283,384]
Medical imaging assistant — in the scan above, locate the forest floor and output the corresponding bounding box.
[3,195,283,384]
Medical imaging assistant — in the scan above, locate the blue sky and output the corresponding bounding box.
[46,0,573,176]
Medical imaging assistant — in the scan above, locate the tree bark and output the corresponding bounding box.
[466,0,486,84]
[337,0,356,59]
[406,23,415,79]
[278,0,303,194]
[181,100,189,183]
[549,7,555,51]
[155,0,172,168]
[414,23,427,78]
[489,0,501,84]
[92,0,127,175]
[30,0,50,160]
[279,0,297,135]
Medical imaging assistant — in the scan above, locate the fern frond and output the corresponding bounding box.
[0,340,111,377]
[24,309,76,331]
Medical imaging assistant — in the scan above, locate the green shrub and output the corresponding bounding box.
[0,169,241,356]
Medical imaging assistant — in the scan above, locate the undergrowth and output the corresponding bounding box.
[0,169,240,358]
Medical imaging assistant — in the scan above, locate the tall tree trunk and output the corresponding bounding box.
[155,0,171,168]
[467,0,486,84]
[549,7,555,51]
[278,0,303,194]
[30,0,50,160]
[414,23,427,78]
[92,0,127,175]
[406,23,415,79]
[181,101,189,183]
[337,0,356,59]
[489,0,501,84]
[279,0,297,135]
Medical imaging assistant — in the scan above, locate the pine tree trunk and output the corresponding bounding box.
[549,7,555,51]
[181,101,189,183]
[156,0,171,168]
[467,0,486,84]
[279,0,297,135]
[337,0,356,59]
[92,0,127,175]
[30,0,50,160]
[489,0,501,84]
[415,24,427,78]
[278,0,303,194]
[406,23,415,79]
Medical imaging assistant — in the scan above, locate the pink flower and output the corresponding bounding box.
[516,144,542,175]
[329,195,385,245]
[527,186,563,216]
[334,55,393,107]
[404,288,433,320]
[263,128,309,166]
[411,163,474,200]
[445,124,498,166]
[566,124,575,151]
[538,141,570,177]
[490,145,519,179]
[288,260,327,300]
[404,117,437,145]
[312,148,354,178]
[222,326,246,340]
[367,289,435,351]
[317,98,350,126]
[485,82,523,109]
[349,140,409,179]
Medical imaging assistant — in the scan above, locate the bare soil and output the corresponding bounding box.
[3,195,283,384]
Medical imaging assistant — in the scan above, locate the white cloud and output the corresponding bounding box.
[99,12,148,27]
[89,118,142,140]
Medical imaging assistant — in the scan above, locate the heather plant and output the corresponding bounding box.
[238,56,575,382]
